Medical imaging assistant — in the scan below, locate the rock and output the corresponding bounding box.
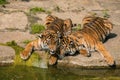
[58,53,107,68]
[109,12,120,25]
[0,12,28,31]
[0,46,15,66]
[0,31,35,44]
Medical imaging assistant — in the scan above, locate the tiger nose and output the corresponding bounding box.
[50,50,55,54]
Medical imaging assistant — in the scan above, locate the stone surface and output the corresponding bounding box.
[0,46,15,66]
[0,12,28,30]
[0,31,35,44]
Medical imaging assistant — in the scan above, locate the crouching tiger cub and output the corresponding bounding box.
[60,16,115,66]
[20,15,73,65]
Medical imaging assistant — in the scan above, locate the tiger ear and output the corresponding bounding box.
[57,31,62,38]
[103,19,113,31]
[64,18,73,27]
[64,18,73,35]
[38,34,43,38]
[70,41,74,45]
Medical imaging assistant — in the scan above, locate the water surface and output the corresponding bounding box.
[0,65,120,80]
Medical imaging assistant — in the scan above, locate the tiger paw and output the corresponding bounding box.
[20,51,31,61]
[86,53,91,57]
[48,55,58,65]
[108,61,116,68]
[58,55,64,60]
[79,49,91,57]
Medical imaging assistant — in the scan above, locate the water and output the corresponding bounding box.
[0,65,120,80]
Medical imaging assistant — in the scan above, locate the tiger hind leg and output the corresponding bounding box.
[96,42,115,67]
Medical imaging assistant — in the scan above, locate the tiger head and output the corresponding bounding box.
[39,15,73,55]
[44,15,58,28]
[60,36,76,56]
[39,30,61,54]
[60,32,87,57]
[45,15,73,34]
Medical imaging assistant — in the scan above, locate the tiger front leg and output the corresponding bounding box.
[78,45,91,57]
[96,42,115,67]
[79,49,91,57]
[20,42,34,60]
[48,54,58,65]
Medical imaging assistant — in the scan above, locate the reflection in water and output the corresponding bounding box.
[0,65,120,80]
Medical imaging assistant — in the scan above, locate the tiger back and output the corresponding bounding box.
[82,16,113,42]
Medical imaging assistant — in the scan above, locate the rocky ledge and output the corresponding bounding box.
[0,46,15,66]
[0,0,120,68]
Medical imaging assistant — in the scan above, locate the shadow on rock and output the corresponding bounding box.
[104,33,117,43]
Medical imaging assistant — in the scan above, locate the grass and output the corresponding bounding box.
[103,10,110,18]
[23,40,32,44]
[72,24,82,31]
[30,23,45,34]
[30,7,52,14]
[30,7,46,14]
[0,0,8,5]
[76,24,82,30]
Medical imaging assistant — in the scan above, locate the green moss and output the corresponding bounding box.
[30,7,46,14]
[30,23,45,34]
[0,0,8,5]
[72,24,82,31]
[0,41,41,67]
[6,40,17,46]
[76,24,82,30]
[29,7,52,14]
[103,10,110,18]
[23,40,32,44]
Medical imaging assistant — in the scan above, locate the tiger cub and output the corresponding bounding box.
[59,16,115,66]
[20,15,59,61]
[39,16,73,65]
[45,15,73,34]
[20,15,73,65]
